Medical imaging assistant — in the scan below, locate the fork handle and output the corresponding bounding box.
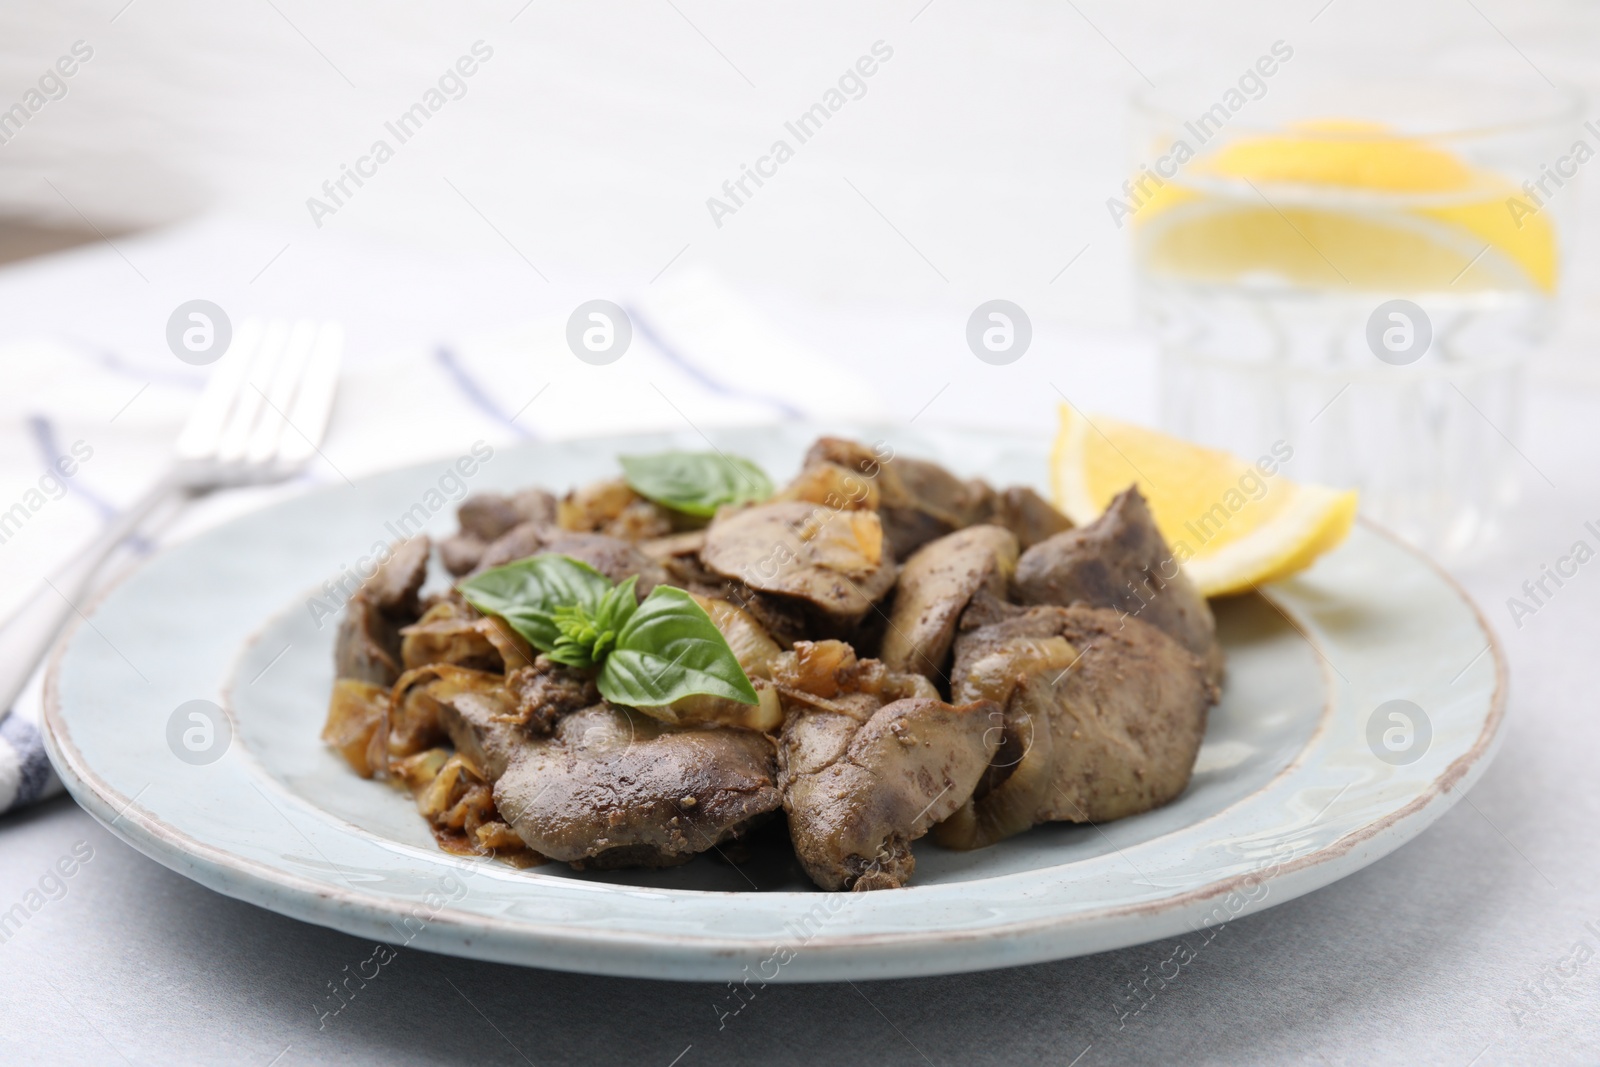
[0,476,180,717]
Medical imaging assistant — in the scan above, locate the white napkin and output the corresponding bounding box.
[0,266,883,813]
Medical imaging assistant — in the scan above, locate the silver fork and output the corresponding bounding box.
[0,319,343,714]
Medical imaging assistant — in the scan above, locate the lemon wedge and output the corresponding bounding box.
[1134,122,1558,293]
[1049,404,1359,597]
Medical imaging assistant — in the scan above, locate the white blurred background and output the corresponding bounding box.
[0,0,1596,387]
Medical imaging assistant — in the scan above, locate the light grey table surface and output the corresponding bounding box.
[3,383,1598,1067]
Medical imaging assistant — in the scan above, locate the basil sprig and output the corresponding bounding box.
[619,451,772,517]
[458,554,759,707]
[549,576,640,669]
[453,554,613,653]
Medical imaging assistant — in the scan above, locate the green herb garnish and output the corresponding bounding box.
[452,553,613,653]
[619,451,772,517]
[549,576,638,669]
[458,555,759,707]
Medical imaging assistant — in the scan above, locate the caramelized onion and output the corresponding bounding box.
[772,461,882,512]
[953,636,1078,705]
[320,679,389,778]
[640,680,784,732]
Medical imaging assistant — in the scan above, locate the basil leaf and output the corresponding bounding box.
[598,586,760,706]
[619,451,772,517]
[459,556,756,710]
[457,554,614,652]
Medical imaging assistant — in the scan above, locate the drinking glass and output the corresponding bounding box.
[1129,76,1583,559]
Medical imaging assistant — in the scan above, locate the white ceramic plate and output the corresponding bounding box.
[43,425,1505,982]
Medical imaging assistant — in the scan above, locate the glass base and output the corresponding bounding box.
[1158,344,1522,563]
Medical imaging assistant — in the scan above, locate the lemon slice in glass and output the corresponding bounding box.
[1135,121,1557,293]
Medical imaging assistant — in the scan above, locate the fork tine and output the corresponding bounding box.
[275,322,343,470]
[216,319,290,463]
[245,319,318,465]
[174,318,263,462]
